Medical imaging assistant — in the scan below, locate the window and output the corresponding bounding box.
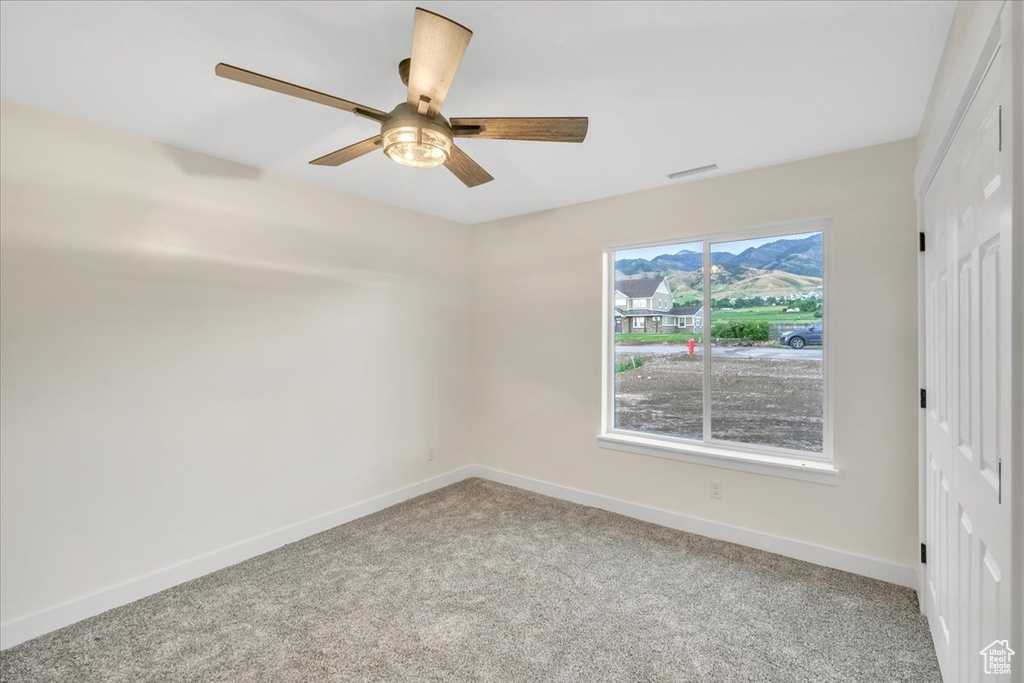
[601,221,833,482]
[632,317,646,329]
[630,298,650,309]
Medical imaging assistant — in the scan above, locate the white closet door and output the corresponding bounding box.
[922,18,1015,683]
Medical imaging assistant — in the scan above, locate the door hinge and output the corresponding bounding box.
[919,232,926,252]
[920,388,927,409]
[921,543,927,564]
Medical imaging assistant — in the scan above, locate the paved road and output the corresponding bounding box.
[615,345,823,360]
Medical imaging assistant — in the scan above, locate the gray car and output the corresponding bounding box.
[781,324,822,349]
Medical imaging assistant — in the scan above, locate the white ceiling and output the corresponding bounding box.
[1,1,954,224]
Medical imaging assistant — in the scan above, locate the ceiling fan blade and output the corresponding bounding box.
[215,63,387,123]
[445,144,493,187]
[309,136,382,166]
[406,8,472,115]
[451,117,589,143]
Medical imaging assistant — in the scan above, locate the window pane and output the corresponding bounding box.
[708,231,824,452]
[613,242,703,439]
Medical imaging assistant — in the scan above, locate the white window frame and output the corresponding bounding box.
[599,217,837,484]
[631,316,646,329]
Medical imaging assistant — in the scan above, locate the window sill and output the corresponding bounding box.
[596,432,838,485]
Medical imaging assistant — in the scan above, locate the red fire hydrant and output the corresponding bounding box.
[687,338,696,355]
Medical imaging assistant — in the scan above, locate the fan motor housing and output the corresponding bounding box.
[381,103,453,139]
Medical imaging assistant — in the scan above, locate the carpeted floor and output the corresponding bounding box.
[0,478,939,682]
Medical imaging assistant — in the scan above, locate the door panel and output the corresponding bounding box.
[923,30,1013,683]
[978,240,1000,488]
[957,256,974,461]
[925,142,956,678]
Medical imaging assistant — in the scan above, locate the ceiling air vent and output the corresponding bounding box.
[667,164,718,180]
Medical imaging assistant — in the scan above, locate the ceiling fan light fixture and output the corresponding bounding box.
[382,125,451,168]
[380,103,454,169]
[216,7,588,186]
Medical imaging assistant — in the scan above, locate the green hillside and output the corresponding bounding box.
[708,269,822,299]
[662,267,821,302]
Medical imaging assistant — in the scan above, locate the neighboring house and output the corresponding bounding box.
[614,277,702,333]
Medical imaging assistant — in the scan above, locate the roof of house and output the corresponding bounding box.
[615,305,701,318]
[669,305,701,316]
[614,278,664,298]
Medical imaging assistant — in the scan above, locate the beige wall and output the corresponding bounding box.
[0,99,923,629]
[0,102,474,623]
[473,139,920,566]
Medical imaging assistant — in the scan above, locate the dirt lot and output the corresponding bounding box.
[614,350,823,452]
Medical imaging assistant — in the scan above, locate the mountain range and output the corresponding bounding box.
[615,233,822,277]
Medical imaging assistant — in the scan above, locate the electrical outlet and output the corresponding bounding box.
[427,447,435,462]
[710,481,723,500]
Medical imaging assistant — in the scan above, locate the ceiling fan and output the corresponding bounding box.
[216,7,589,188]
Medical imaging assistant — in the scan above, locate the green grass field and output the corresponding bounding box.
[710,306,817,325]
[614,333,702,344]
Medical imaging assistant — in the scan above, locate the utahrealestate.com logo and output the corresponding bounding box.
[980,640,1015,676]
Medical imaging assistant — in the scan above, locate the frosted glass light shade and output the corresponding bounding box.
[382,125,451,168]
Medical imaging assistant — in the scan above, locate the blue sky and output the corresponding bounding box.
[616,231,820,261]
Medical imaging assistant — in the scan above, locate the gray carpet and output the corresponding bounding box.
[1,478,939,682]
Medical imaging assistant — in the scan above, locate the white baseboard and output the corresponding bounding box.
[0,466,474,650]
[2,463,918,650]
[471,466,919,589]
